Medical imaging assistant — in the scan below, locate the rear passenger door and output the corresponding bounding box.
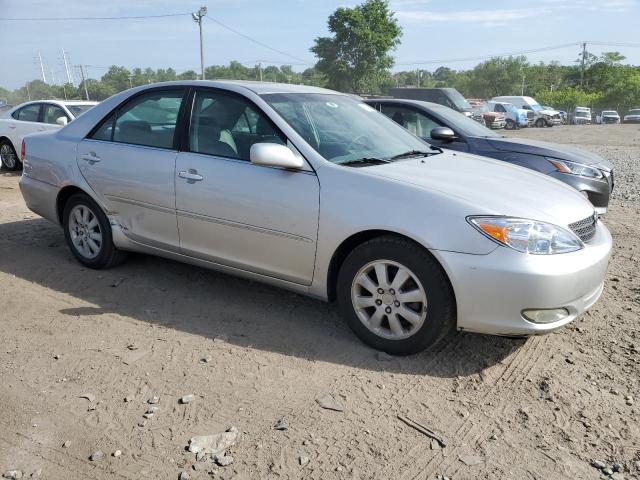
[76,88,186,251]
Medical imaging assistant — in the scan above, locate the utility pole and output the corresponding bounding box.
[26,82,31,101]
[62,48,74,86]
[192,6,207,80]
[416,69,420,87]
[128,74,133,89]
[38,51,47,83]
[258,63,263,82]
[77,65,90,100]
[580,42,587,88]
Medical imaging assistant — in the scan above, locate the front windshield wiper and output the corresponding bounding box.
[338,157,391,167]
[390,147,441,160]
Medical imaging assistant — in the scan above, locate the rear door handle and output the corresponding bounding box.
[37,127,46,131]
[81,152,101,163]
[178,170,204,182]
[8,124,16,129]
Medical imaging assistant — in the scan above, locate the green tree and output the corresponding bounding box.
[101,66,132,92]
[466,56,528,97]
[535,88,602,113]
[311,0,402,93]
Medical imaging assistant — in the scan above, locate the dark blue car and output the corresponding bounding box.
[365,98,613,213]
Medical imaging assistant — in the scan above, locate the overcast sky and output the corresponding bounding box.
[1,0,639,89]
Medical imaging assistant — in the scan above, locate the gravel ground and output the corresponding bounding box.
[0,126,639,480]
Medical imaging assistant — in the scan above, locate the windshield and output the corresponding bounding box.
[602,111,617,115]
[66,104,95,117]
[428,103,499,138]
[447,89,472,111]
[529,103,543,112]
[576,111,589,117]
[262,93,434,164]
[629,109,640,115]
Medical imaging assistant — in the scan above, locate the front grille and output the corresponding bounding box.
[527,111,535,119]
[569,214,598,243]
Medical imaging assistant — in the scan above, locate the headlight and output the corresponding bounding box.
[468,216,583,254]
[547,158,604,179]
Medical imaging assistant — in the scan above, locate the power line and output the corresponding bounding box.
[0,13,190,21]
[396,42,582,66]
[204,14,309,64]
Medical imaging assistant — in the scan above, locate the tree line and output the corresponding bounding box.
[2,0,639,115]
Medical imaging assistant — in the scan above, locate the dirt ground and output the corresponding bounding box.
[1,125,639,480]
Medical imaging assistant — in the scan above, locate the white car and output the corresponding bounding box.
[0,100,97,170]
[623,108,640,124]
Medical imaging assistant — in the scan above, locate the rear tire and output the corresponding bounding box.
[505,119,516,130]
[336,236,455,355]
[62,193,126,269]
[0,139,21,171]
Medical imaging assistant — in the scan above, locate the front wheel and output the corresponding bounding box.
[535,118,545,128]
[505,119,516,130]
[336,236,455,355]
[62,193,126,269]
[0,140,21,171]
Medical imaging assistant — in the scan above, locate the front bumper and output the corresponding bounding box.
[434,221,611,336]
[548,171,611,211]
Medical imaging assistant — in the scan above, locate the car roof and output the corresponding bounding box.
[364,98,447,110]
[136,80,341,96]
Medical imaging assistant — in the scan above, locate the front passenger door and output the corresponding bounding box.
[175,89,320,285]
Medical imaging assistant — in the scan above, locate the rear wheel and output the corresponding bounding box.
[505,119,516,130]
[0,139,21,171]
[62,193,126,269]
[336,236,455,355]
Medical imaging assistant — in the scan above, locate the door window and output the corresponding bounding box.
[43,104,69,124]
[380,105,443,137]
[189,90,285,161]
[13,104,41,122]
[91,90,184,148]
[494,104,506,113]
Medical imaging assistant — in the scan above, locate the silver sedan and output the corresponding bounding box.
[19,81,611,355]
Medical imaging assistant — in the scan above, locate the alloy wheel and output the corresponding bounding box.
[68,204,103,259]
[351,259,427,340]
[0,143,17,169]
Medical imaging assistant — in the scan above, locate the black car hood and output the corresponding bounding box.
[485,137,612,170]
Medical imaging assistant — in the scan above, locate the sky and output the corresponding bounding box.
[0,0,639,89]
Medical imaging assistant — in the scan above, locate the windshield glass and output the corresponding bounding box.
[447,89,472,111]
[576,111,589,117]
[629,109,640,115]
[529,103,543,112]
[66,104,95,117]
[262,93,434,164]
[428,103,499,138]
[602,111,617,115]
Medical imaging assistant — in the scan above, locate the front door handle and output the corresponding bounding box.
[37,127,46,131]
[81,152,101,163]
[8,124,16,129]
[178,170,204,182]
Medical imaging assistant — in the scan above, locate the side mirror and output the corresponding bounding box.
[430,127,457,142]
[250,143,304,170]
[55,116,68,126]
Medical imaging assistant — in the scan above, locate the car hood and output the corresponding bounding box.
[540,109,560,116]
[362,152,595,226]
[485,137,612,170]
[602,114,620,118]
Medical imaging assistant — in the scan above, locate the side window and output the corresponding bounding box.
[111,90,184,149]
[189,90,285,161]
[14,104,41,122]
[90,113,115,141]
[380,105,443,137]
[495,104,506,113]
[43,104,69,124]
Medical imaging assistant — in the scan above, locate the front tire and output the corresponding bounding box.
[336,236,455,355]
[0,139,21,171]
[62,193,126,269]
[535,118,545,128]
[505,119,516,130]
